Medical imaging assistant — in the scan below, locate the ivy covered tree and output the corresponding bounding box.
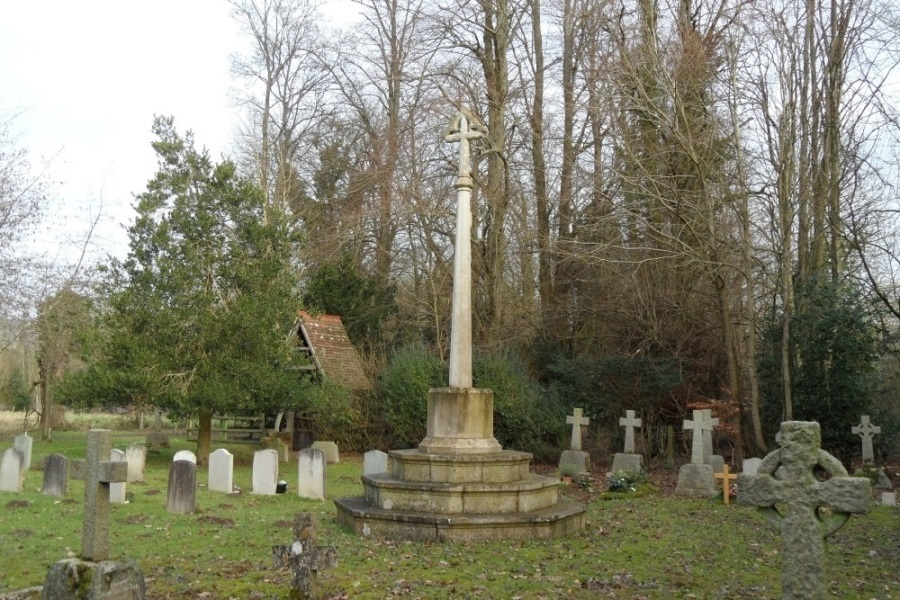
[59,117,307,465]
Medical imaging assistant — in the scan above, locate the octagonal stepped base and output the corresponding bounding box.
[363,472,560,514]
[334,495,586,542]
[389,449,533,483]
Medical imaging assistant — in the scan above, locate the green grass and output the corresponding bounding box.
[1,430,898,599]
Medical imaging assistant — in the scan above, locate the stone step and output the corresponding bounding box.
[362,472,561,514]
[334,495,586,542]
[388,449,533,484]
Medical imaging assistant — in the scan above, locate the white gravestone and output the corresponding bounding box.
[882,492,897,507]
[298,448,326,501]
[851,415,881,463]
[0,447,24,492]
[14,433,33,471]
[311,441,339,464]
[619,410,642,454]
[109,449,127,504]
[208,448,234,494]
[173,450,197,464]
[742,457,762,475]
[363,450,388,476]
[253,449,279,495]
[125,445,147,483]
[675,410,717,497]
[566,408,590,451]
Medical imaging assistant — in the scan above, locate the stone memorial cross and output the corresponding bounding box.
[76,429,128,561]
[444,110,486,389]
[619,410,642,454]
[683,410,716,465]
[851,415,881,464]
[272,513,337,600]
[566,408,590,451]
[714,464,738,505]
[738,421,871,600]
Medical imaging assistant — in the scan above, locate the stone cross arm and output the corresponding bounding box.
[852,415,881,437]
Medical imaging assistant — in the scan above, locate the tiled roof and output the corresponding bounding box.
[297,311,372,391]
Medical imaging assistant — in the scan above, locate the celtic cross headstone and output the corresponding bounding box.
[851,415,881,463]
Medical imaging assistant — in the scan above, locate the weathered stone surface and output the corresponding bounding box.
[252,449,279,495]
[0,447,24,492]
[851,415,881,463]
[298,448,325,501]
[79,430,128,561]
[882,492,896,507]
[618,410,641,454]
[418,388,501,454]
[166,460,196,514]
[683,411,717,465]
[108,450,127,505]
[707,454,725,474]
[701,409,719,464]
[742,457,762,475]
[145,431,169,449]
[271,513,336,600]
[558,449,590,476]
[124,446,146,483]
[42,558,145,600]
[42,454,68,497]
[208,448,233,494]
[310,441,339,464]
[738,421,871,600]
[362,450,388,476]
[675,463,717,497]
[14,433,33,471]
[566,408,590,451]
[610,453,642,475]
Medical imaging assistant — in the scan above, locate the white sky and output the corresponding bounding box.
[0,0,358,268]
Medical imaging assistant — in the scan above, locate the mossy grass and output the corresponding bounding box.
[0,430,897,598]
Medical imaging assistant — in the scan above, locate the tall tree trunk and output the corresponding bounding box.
[530,0,552,330]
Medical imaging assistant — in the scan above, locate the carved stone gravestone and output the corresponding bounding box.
[14,432,33,471]
[272,513,337,600]
[675,410,717,497]
[851,415,880,463]
[611,410,643,474]
[253,449,279,495]
[0,447,24,492]
[559,408,591,475]
[208,448,234,494]
[125,445,146,483]
[311,441,339,464]
[739,421,871,600]
[109,449,127,504]
[701,409,724,473]
[42,454,69,497]
[167,459,196,514]
[297,448,325,501]
[742,457,762,476]
[362,450,388,476]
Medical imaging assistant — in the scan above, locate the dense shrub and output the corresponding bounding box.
[301,381,371,451]
[378,345,444,447]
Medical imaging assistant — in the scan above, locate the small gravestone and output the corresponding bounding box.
[109,449,127,504]
[882,492,897,507]
[253,449,279,495]
[172,450,196,464]
[14,433,33,471]
[311,441,339,464]
[42,454,69,497]
[363,450,388,476]
[208,448,234,494]
[298,448,326,501]
[0,447,24,492]
[45,429,145,599]
[167,460,196,514]
[742,457,762,475]
[125,445,146,483]
[675,410,717,497]
[272,513,337,600]
[611,410,643,474]
[739,421,871,600]
[559,407,591,475]
[145,411,169,449]
[714,464,738,505]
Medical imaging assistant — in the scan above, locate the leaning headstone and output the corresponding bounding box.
[172,450,197,464]
[208,448,234,494]
[311,441,339,464]
[739,421,871,600]
[675,410,717,497]
[167,460,197,514]
[14,432,33,471]
[742,457,762,475]
[298,448,326,501]
[851,415,880,463]
[559,407,591,475]
[125,445,147,483]
[42,454,69,497]
[109,449,127,504]
[0,447,24,492]
[272,513,337,600]
[611,410,643,474]
[362,450,388,476]
[253,449,279,495]
[882,492,897,507]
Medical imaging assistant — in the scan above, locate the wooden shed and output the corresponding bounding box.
[293,311,372,392]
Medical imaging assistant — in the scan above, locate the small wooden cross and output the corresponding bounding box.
[72,429,128,561]
[714,464,737,504]
[566,408,590,451]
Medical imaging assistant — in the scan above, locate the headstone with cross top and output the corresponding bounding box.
[738,421,871,600]
[851,415,881,464]
[683,410,717,465]
[566,408,590,451]
[72,429,129,561]
[272,513,337,600]
[619,410,642,454]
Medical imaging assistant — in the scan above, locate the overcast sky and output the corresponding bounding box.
[0,1,357,267]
